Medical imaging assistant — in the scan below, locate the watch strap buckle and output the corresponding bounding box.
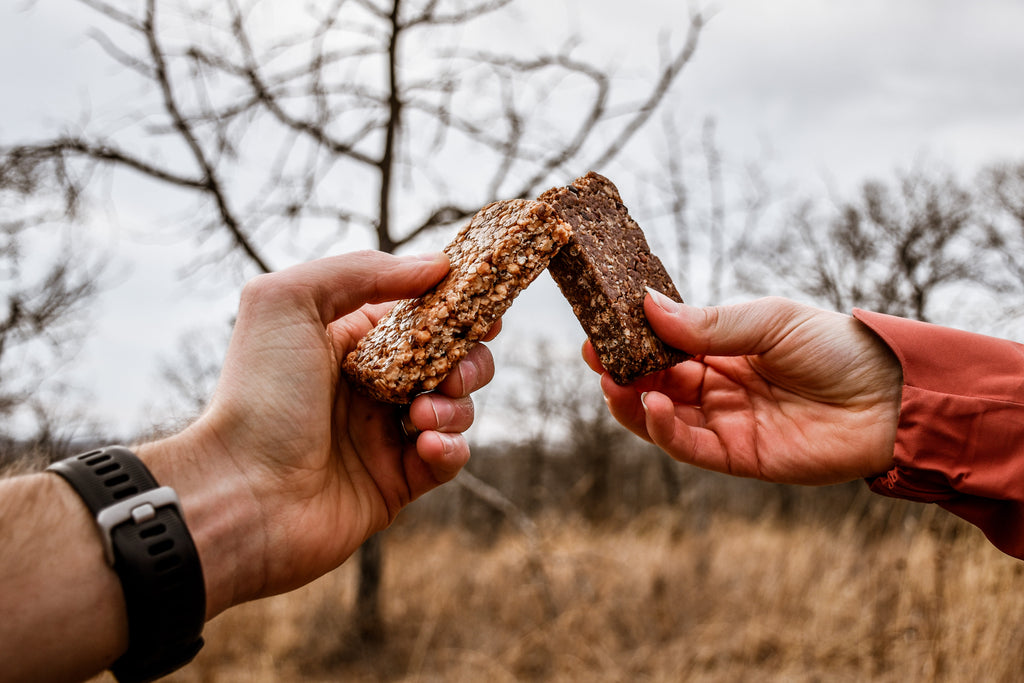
[95,487,184,566]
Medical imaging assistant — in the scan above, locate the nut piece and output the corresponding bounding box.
[540,171,691,384]
[342,199,572,404]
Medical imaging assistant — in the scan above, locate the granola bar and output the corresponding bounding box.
[342,199,572,404]
[540,171,690,384]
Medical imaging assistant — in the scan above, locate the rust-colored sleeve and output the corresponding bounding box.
[854,309,1024,559]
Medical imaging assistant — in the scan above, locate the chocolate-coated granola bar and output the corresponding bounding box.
[342,199,572,404]
[540,172,690,384]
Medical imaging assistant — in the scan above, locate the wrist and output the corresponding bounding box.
[136,424,268,619]
[46,446,207,681]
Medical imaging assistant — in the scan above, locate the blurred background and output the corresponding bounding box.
[3,0,1024,680]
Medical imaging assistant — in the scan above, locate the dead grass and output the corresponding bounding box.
[133,507,1024,682]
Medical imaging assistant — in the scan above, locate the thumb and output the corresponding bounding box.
[301,250,450,324]
[645,291,805,358]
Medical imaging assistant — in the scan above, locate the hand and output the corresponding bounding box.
[142,250,495,617]
[586,293,902,486]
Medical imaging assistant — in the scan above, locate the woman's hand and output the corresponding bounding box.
[588,292,902,486]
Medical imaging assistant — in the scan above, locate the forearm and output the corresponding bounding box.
[0,428,266,682]
[0,472,127,682]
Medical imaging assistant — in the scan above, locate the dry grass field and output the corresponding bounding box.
[88,502,1024,683]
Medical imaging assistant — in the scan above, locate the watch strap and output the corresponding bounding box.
[48,446,206,683]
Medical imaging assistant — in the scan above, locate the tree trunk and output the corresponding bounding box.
[355,534,384,643]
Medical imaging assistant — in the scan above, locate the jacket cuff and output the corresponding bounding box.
[853,309,1024,558]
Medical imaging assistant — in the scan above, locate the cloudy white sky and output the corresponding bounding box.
[688,0,1024,184]
[3,0,1024,437]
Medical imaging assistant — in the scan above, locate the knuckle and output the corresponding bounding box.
[239,272,275,302]
[701,304,722,331]
[240,270,308,310]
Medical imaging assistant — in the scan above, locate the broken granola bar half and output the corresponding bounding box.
[540,171,691,384]
[342,199,572,404]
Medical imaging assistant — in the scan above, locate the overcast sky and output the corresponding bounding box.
[3,0,1024,437]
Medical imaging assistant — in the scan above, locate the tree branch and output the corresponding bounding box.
[587,11,706,172]
[145,0,273,273]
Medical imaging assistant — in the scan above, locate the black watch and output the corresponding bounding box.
[48,446,206,683]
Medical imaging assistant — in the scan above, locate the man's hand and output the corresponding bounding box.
[587,292,902,486]
[144,250,495,616]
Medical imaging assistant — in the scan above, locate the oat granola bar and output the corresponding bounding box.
[540,171,690,384]
[342,199,572,404]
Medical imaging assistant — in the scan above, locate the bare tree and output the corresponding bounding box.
[3,0,712,641]
[6,0,709,276]
[0,147,103,463]
[701,117,726,304]
[978,161,1024,317]
[157,325,230,425]
[637,112,779,308]
[499,337,629,521]
[742,166,986,322]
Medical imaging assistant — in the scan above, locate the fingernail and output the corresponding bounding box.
[399,410,420,440]
[429,397,441,428]
[645,286,679,312]
[457,361,472,396]
[640,392,650,411]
